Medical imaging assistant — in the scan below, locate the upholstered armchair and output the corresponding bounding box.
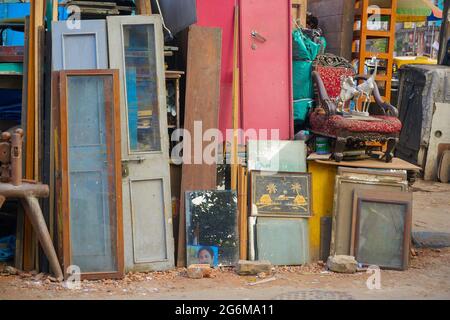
[309,56,402,162]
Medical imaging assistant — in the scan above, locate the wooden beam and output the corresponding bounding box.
[177,26,222,267]
[135,0,152,15]
[231,5,239,191]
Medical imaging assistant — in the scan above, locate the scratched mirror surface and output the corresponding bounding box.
[123,24,161,152]
[185,191,239,267]
[67,75,118,273]
[355,201,406,270]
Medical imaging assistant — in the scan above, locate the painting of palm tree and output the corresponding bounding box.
[252,172,311,217]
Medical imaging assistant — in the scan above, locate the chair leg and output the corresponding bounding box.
[334,137,347,162]
[385,138,398,163]
[21,196,64,281]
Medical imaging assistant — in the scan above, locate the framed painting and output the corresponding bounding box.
[247,140,307,173]
[330,176,408,256]
[351,190,412,270]
[250,171,312,217]
[57,70,124,280]
[185,190,239,267]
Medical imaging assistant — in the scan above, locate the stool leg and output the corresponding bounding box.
[0,195,5,209]
[21,196,63,281]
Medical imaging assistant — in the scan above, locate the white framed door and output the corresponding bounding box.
[107,15,174,272]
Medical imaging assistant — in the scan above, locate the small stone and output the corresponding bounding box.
[327,255,358,274]
[187,264,211,279]
[33,273,45,280]
[237,260,272,276]
[4,266,19,275]
[257,272,267,279]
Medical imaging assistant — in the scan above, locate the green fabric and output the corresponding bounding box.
[292,29,325,121]
[293,60,312,100]
[293,99,313,123]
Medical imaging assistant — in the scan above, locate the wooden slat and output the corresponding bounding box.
[231,5,239,191]
[177,26,222,267]
[238,165,248,260]
[135,0,152,15]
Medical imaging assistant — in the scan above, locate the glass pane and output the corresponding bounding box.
[67,75,118,273]
[123,24,161,152]
[357,201,405,269]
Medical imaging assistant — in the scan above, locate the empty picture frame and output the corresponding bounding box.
[185,190,239,267]
[351,190,412,270]
[331,175,408,256]
[247,140,307,173]
[250,171,312,217]
[57,70,124,280]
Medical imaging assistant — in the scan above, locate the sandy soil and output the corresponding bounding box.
[0,180,449,300]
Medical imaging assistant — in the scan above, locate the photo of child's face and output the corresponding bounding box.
[198,249,213,265]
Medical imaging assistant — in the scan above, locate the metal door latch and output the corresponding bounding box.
[251,31,267,43]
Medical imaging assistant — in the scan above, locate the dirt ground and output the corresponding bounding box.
[0,180,449,300]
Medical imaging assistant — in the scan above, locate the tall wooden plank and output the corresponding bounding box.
[177,26,222,267]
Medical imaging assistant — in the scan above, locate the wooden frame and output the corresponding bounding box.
[330,175,408,256]
[250,171,312,218]
[337,167,407,181]
[351,190,412,270]
[58,69,124,280]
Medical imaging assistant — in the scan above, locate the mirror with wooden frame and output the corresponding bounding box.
[56,70,124,280]
[351,190,412,271]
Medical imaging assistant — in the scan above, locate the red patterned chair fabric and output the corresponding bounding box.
[314,65,354,100]
[309,113,402,137]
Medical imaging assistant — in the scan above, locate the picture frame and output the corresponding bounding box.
[351,190,412,271]
[250,171,312,217]
[330,176,408,256]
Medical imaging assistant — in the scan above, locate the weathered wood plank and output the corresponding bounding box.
[177,25,222,267]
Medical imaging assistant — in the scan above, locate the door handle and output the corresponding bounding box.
[121,161,129,178]
[251,31,267,43]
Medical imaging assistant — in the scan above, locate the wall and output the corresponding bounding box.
[307,0,355,60]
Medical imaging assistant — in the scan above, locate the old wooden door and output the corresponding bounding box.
[51,20,108,71]
[107,15,174,272]
[239,0,293,140]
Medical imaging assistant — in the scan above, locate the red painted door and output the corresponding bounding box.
[239,0,293,140]
[196,0,236,139]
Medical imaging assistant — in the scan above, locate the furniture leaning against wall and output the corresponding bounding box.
[309,54,402,163]
[0,128,63,280]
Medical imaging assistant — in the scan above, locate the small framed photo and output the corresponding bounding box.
[187,245,219,267]
[250,171,312,217]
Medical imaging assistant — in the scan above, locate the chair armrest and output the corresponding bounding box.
[312,71,337,115]
[354,74,399,117]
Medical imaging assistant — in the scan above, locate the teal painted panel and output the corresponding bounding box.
[67,75,118,273]
[256,217,309,265]
[247,140,307,173]
[0,62,22,74]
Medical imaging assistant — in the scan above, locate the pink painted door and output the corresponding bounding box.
[196,0,236,139]
[239,0,293,140]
